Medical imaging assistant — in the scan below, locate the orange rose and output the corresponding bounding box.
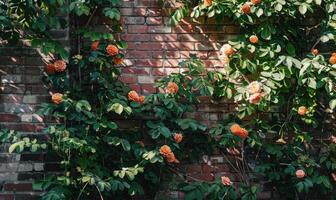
[247,81,262,94]
[297,106,307,116]
[221,176,232,186]
[46,64,55,74]
[295,169,305,179]
[249,35,259,44]
[220,44,234,56]
[311,49,318,56]
[221,55,230,65]
[204,0,212,7]
[241,3,251,14]
[51,93,63,105]
[160,145,179,163]
[330,135,336,144]
[106,44,119,56]
[230,124,248,139]
[329,55,336,65]
[54,60,67,72]
[159,145,172,157]
[91,41,99,51]
[114,57,123,65]
[167,82,179,94]
[138,95,145,104]
[128,91,140,102]
[331,173,336,182]
[174,133,183,143]
[251,0,261,5]
[249,93,262,104]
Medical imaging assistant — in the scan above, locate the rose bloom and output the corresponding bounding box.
[330,135,336,144]
[311,49,318,56]
[221,55,230,65]
[167,82,179,94]
[51,93,63,105]
[138,95,145,104]
[46,64,55,74]
[249,93,262,104]
[297,106,307,116]
[329,55,336,65]
[251,0,261,5]
[220,44,234,56]
[159,145,172,157]
[204,0,212,7]
[249,35,259,44]
[54,60,67,72]
[295,169,305,179]
[247,81,262,94]
[165,152,179,164]
[241,3,251,14]
[114,57,123,65]
[106,44,119,56]
[221,176,232,186]
[91,41,99,51]
[128,91,140,102]
[230,124,248,139]
[174,133,183,143]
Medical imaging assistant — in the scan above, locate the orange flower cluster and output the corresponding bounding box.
[249,35,259,44]
[204,0,212,7]
[174,133,183,143]
[220,44,234,57]
[230,124,248,139]
[295,169,305,179]
[329,53,336,65]
[159,145,179,164]
[106,44,119,56]
[46,60,67,74]
[91,41,99,51]
[221,176,232,186]
[166,82,179,94]
[128,91,145,104]
[297,106,307,116]
[52,93,63,104]
[247,81,263,104]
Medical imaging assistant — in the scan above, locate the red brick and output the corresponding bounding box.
[148,25,171,33]
[151,34,177,41]
[141,84,157,93]
[129,84,141,92]
[165,42,194,50]
[0,194,13,200]
[128,42,165,50]
[128,25,148,33]
[146,17,163,25]
[4,183,32,191]
[119,76,137,84]
[147,8,162,16]
[0,114,20,122]
[135,59,163,67]
[121,34,151,41]
[126,50,151,58]
[123,67,149,75]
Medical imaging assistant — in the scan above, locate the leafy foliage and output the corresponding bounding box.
[1,0,336,200]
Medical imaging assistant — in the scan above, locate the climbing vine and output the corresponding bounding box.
[1,0,336,200]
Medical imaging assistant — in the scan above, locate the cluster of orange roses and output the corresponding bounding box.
[46,60,67,105]
[247,81,263,104]
[230,124,249,139]
[128,90,145,104]
[159,145,179,164]
[46,60,67,74]
[92,41,123,65]
[329,52,336,65]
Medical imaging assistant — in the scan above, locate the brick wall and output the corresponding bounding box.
[0,0,272,199]
[117,0,237,94]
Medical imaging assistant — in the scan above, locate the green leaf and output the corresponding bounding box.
[329,99,336,110]
[121,139,131,151]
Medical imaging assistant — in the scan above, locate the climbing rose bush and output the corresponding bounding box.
[1,0,336,200]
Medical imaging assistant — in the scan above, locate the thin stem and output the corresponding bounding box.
[76,182,89,200]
